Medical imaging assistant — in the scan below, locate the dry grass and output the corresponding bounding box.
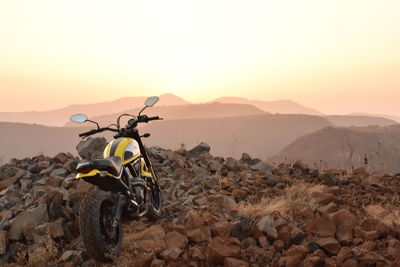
[364,198,400,228]
[237,181,324,219]
[14,229,59,267]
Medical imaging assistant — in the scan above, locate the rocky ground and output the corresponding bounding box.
[0,138,400,266]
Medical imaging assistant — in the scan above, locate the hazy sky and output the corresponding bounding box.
[1,0,400,115]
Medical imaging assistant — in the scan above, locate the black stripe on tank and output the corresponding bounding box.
[109,138,122,156]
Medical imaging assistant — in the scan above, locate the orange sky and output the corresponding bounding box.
[1,0,400,115]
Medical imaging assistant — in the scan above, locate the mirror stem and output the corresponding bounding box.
[138,106,147,116]
[86,119,100,129]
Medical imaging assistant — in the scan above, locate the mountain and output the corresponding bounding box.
[0,114,331,163]
[324,115,397,127]
[0,93,189,127]
[214,97,323,115]
[273,125,400,173]
[349,112,400,123]
[66,102,267,127]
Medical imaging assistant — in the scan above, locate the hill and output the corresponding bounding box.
[273,125,400,173]
[324,115,397,127]
[0,122,84,163]
[0,93,189,127]
[214,96,323,115]
[140,114,331,159]
[66,102,267,127]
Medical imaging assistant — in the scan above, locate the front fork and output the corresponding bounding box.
[112,193,126,227]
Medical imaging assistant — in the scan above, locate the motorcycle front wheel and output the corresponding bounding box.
[147,188,163,221]
[79,189,123,261]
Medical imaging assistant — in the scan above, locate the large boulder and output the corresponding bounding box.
[187,143,211,159]
[207,237,241,265]
[76,137,107,160]
[8,204,49,241]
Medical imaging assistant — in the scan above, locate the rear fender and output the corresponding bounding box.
[76,169,129,193]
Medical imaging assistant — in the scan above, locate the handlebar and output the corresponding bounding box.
[78,127,119,138]
[78,116,163,138]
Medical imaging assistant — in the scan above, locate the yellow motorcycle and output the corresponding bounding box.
[70,96,163,261]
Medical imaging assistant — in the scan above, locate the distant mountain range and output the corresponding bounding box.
[65,102,267,127]
[2,93,399,128]
[0,93,189,126]
[214,97,323,115]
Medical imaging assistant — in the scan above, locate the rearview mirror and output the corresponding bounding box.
[145,96,159,107]
[70,114,88,123]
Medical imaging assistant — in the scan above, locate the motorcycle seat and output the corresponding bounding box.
[76,156,122,176]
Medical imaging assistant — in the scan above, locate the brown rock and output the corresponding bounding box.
[258,235,269,248]
[212,221,232,238]
[124,224,165,248]
[186,227,210,244]
[296,206,314,218]
[0,230,7,255]
[363,252,381,265]
[302,256,323,267]
[223,257,249,267]
[273,239,284,252]
[54,152,69,164]
[232,188,249,200]
[150,259,166,267]
[255,215,278,240]
[164,231,188,249]
[185,210,205,230]
[388,239,400,259]
[137,239,165,254]
[8,204,49,241]
[209,194,237,217]
[337,247,352,266]
[315,215,336,237]
[390,259,400,267]
[160,247,182,261]
[316,237,342,255]
[343,259,358,267]
[332,209,356,245]
[278,227,291,247]
[279,245,308,267]
[324,258,336,267]
[207,237,241,265]
[189,246,205,261]
[311,192,334,205]
[361,240,376,251]
[318,202,338,214]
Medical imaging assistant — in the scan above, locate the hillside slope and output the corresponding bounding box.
[141,114,331,159]
[324,115,397,127]
[273,125,400,173]
[0,122,85,163]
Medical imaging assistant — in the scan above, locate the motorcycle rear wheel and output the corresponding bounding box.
[79,188,123,261]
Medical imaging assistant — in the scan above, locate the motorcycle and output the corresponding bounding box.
[70,96,163,261]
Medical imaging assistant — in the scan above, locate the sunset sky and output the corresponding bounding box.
[1,0,400,115]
